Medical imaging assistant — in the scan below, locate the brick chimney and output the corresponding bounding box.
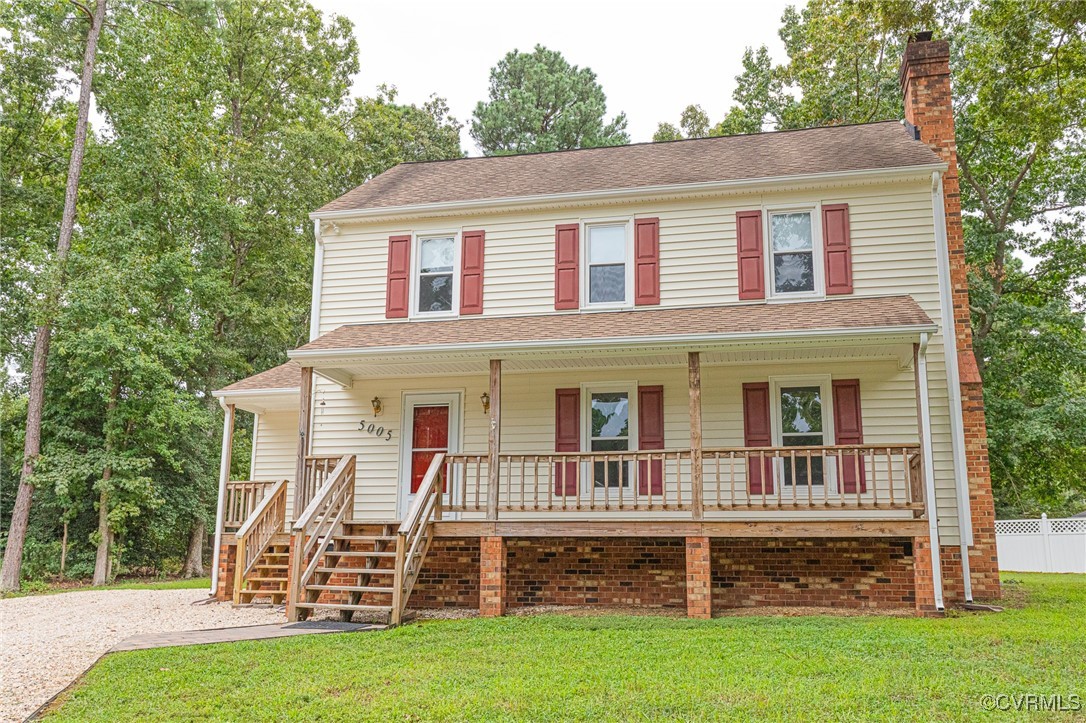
[900,34,1001,602]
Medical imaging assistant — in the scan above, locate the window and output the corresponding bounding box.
[778,384,827,486]
[417,235,456,314]
[769,211,816,295]
[588,389,631,488]
[586,224,628,305]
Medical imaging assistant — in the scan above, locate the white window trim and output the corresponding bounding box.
[768,374,836,491]
[763,203,825,301]
[580,217,634,310]
[580,381,638,493]
[409,230,461,320]
[396,390,463,518]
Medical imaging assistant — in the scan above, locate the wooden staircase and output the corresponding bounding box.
[235,536,290,604]
[293,523,399,621]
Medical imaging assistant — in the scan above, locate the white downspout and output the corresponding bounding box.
[917,332,946,610]
[209,399,235,596]
[309,219,325,342]
[931,171,974,602]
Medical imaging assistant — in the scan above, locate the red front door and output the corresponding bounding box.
[410,405,449,493]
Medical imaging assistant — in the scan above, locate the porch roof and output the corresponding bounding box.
[214,361,300,395]
[291,295,935,362]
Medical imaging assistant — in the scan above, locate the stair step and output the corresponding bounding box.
[244,577,288,583]
[254,563,288,570]
[323,550,397,558]
[294,602,392,612]
[305,584,394,594]
[315,566,394,576]
[331,534,396,542]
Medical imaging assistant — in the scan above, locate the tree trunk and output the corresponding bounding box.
[0,0,108,592]
[182,520,205,578]
[92,472,113,586]
[60,521,68,579]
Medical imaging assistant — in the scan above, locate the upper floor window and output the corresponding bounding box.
[769,210,818,296]
[585,223,629,306]
[417,234,457,315]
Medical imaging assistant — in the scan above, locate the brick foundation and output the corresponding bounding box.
[504,537,687,608]
[685,536,712,618]
[480,536,506,616]
[215,539,236,601]
[411,537,481,608]
[711,538,917,610]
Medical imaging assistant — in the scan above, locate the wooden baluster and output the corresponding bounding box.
[790,450,798,508]
[854,449,862,506]
[806,451,814,508]
[887,448,897,508]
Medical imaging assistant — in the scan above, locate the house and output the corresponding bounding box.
[210,35,1000,623]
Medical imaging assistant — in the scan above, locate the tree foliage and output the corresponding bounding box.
[471,44,628,155]
[655,0,1086,516]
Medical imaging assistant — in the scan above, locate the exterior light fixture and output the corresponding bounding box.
[481,392,490,414]
[371,396,383,416]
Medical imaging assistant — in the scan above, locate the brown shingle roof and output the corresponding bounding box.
[216,362,300,394]
[316,121,941,214]
[292,296,934,355]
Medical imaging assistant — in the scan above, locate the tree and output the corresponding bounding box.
[1,0,106,592]
[471,45,628,155]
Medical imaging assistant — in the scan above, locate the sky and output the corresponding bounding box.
[314,0,800,154]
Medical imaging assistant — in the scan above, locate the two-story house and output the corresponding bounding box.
[210,36,1000,623]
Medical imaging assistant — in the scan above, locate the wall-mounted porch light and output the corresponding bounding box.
[480,392,490,414]
[371,396,383,416]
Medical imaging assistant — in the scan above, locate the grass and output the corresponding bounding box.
[5,576,211,598]
[46,573,1085,722]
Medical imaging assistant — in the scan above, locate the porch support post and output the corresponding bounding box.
[688,352,704,520]
[479,535,506,617]
[294,365,314,519]
[210,401,235,598]
[685,536,712,618]
[487,359,501,521]
[914,336,945,611]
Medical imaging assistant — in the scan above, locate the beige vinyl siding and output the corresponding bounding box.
[249,409,299,517]
[307,176,965,542]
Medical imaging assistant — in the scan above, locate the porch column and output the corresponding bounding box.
[688,352,704,520]
[685,536,712,618]
[913,337,945,611]
[210,402,235,598]
[487,359,501,521]
[480,535,506,616]
[294,365,314,519]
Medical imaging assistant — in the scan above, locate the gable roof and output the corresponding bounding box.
[215,361,300,394]
[316,121,942,215]
[291,296,935,358]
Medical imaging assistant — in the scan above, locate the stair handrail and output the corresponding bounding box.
[232,478,288,604]
[392,453,445,625]
[287,454,355,620]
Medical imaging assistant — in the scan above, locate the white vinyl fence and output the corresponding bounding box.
[995,515,1086,573]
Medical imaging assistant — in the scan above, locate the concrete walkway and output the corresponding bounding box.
[110,620,383,651]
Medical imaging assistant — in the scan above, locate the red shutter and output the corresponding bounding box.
[736,210,765,300]
[742,382,774,495]
[554,224,580,310]
[385,235,411,319]
[832,379,866,493]
[554,388,580,495]
[460,230,485,314]
[633,217,660,306]
[637,385,664,495]
[822,203,853,295]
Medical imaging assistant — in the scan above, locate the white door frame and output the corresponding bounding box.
[397,391,462,519]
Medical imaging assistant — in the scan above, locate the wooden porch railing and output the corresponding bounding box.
[288,454,356,621]
[232,479,288,604]
[223,480,280,532]
[442,444,923,515]
[296,454,342,519]
[392,453,445,625]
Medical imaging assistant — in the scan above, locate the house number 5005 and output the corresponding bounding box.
[358,418,393,441]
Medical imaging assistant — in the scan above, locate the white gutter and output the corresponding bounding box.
[917,332,946,610]
[209,399,235,597]
[311,163,947,222]
[288,323,938,362]
[309,218,325,342]
[211,387,299,399]
[932,171,975,602]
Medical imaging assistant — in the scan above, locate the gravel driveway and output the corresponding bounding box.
[0,588,283,721]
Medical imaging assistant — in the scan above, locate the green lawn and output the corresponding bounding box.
[46,573,1085,721]
[6,576,211,598]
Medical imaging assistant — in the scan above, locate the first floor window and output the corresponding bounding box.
[588,390,631,488]
[779,385,825,486]
[770,211,815,294]
[586,224,627,304]
[418,235,455,313]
